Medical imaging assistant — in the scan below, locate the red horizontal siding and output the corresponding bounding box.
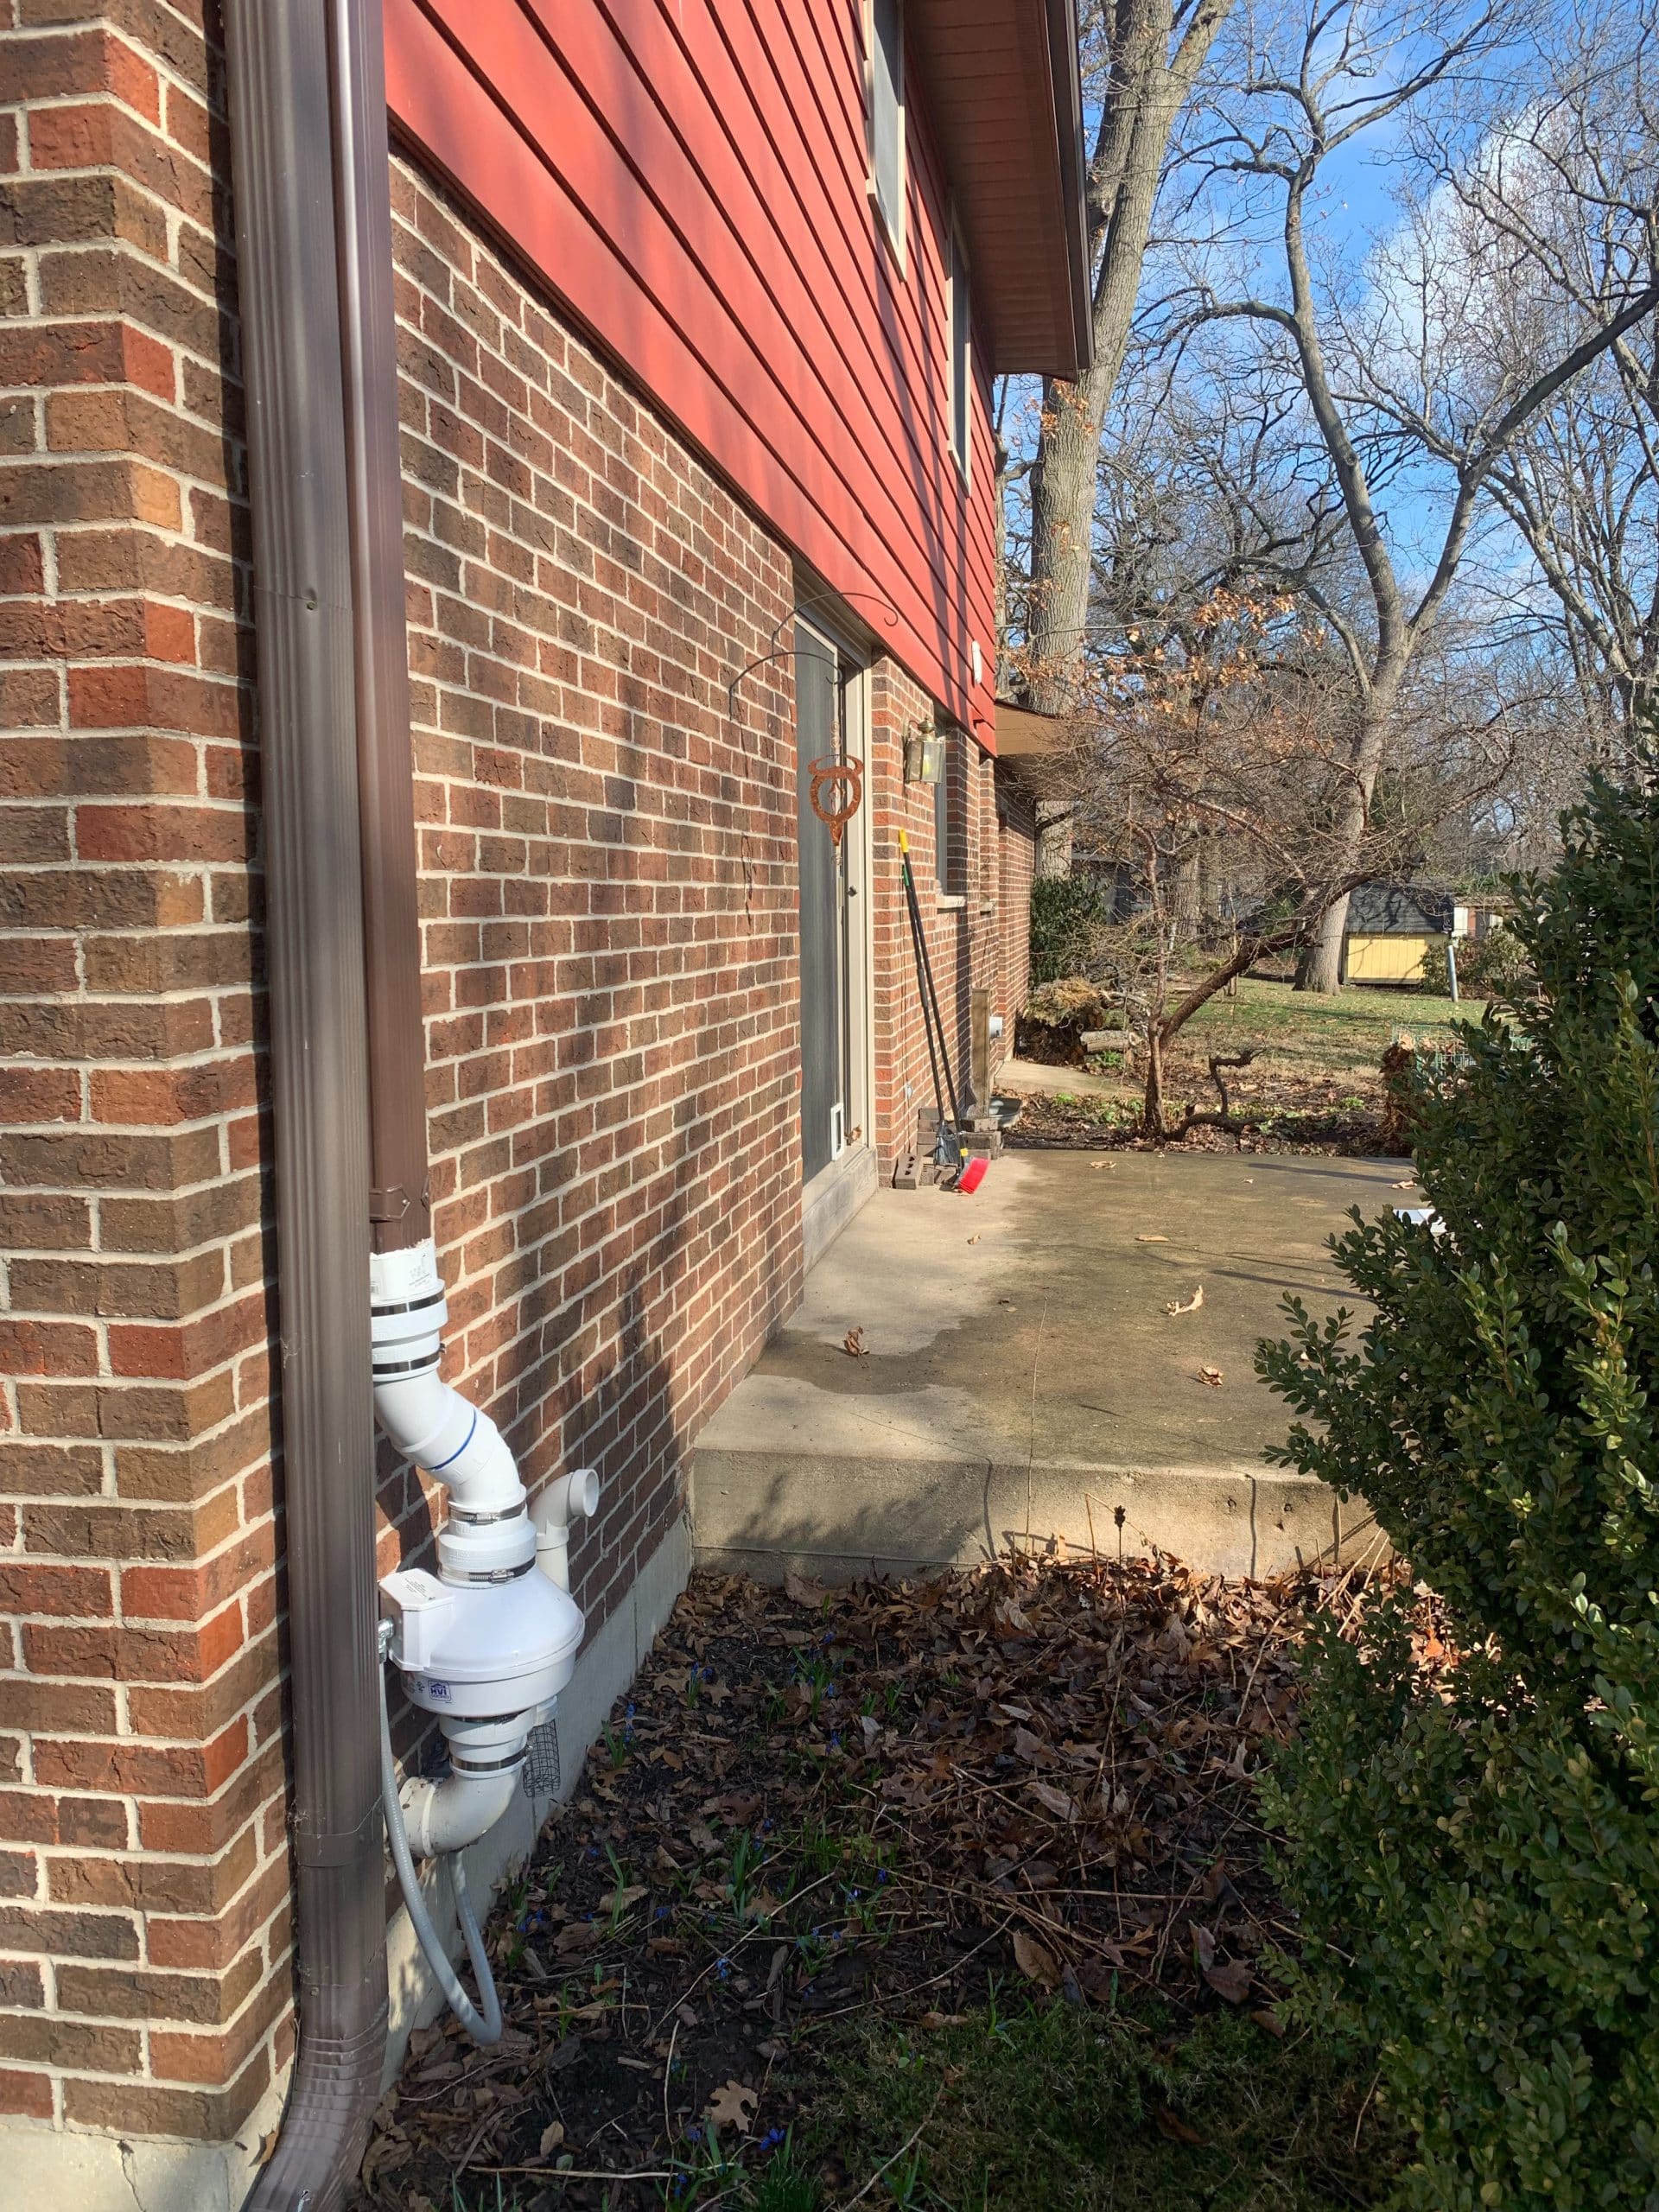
[384,0,998,747]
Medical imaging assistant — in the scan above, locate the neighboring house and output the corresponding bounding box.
[1343,883,1472,984]
[0,0,1089,2201]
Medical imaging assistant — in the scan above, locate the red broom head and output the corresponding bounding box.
[956,1156,988,1196]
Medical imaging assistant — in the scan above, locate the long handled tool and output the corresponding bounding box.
[897,830,966,1181]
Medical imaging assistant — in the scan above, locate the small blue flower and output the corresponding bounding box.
[654,1904,671,1921]
[759,2127,786,2152]
[715,1956,731,1980]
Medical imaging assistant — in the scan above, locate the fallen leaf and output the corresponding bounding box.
[1028,1778,1080,1821]
[1012,1929,1061,1986]
[1135,1233,1169,1243]
[966,1232,981,1244]
[842,1326,869,1357]
[1250,2005,1287,2039]
[537,2121,565,2158]
[919,2010,969,2028]
[784,1569,825,1607]
[709,2080,758,2135]
[1390,1179,1417,1189]
[1154,2106,1207,2145]
[1090,1159,1112,1170]
[1165,1285,1205,1317]
[1197,1366,1224,1388]
[1205,1956,1254,2005]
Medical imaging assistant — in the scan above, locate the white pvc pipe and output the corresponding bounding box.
[531,1467,600,1591]
[398,1759,518,1859]
[370,1240,524,1520]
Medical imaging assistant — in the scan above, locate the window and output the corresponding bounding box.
[934,725,959,894]
[949,226,970,478]
[867,0,905,260]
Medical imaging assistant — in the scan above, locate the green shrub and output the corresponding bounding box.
[1030,873,1116,986]
[1418,925,1533,999]
[1258,770,1659,2210]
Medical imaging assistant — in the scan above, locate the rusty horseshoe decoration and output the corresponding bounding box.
[808,754,863,847]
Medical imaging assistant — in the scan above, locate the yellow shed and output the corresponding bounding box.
[1343,885,1467,985]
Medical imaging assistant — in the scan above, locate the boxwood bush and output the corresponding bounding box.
[1029,874,1116,986]
[1258,770,1659,2210]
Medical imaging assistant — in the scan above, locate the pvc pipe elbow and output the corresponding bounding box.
[398,1764,518,1859]
[531,1467,600,1536]
[532,1470,600,1592]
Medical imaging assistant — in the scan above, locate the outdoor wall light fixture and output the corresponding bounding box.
[904,721,944,785]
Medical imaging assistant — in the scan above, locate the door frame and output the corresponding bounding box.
[794,607,876,1268]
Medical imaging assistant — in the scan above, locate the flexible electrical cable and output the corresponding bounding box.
[378,1662,503,2046]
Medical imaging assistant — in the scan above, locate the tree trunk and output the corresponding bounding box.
[1295,895,1348,993]
[1143,1023,1166,1137]
[1024,0,1232,709]
[1172,845,1201,945]
[1294,699,1396,994]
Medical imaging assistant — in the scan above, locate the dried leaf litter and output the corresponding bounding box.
[359,1550,1346,2206]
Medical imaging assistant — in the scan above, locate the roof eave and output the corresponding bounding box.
[1043,0,1094,378]
[906,0,1095,381]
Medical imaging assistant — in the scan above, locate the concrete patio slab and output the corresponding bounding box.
[691,1148,1404,1581]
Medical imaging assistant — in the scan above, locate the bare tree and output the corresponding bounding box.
[1185,0,1659,988]
[1056,588,1516,1130]
[1408,5,1659,738]
[1018,0,1236,710]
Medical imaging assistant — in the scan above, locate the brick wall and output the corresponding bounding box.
[868,662,1014,1167]
[0,0,1037,2155]
[0,0,289,2139]
[0,0,804,2146]
[378,151,804,1611]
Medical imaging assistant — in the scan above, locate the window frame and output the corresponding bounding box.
[933,723,963,899]
[947,216,971,482]
[864,0,907,270]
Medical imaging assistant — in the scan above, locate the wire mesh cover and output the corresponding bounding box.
[523,1719,560,1798]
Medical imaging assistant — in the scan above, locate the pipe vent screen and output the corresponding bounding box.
[523,1719,560,1799]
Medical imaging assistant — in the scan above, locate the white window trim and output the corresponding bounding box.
[863,0,907,271]
[947,211,971,485]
